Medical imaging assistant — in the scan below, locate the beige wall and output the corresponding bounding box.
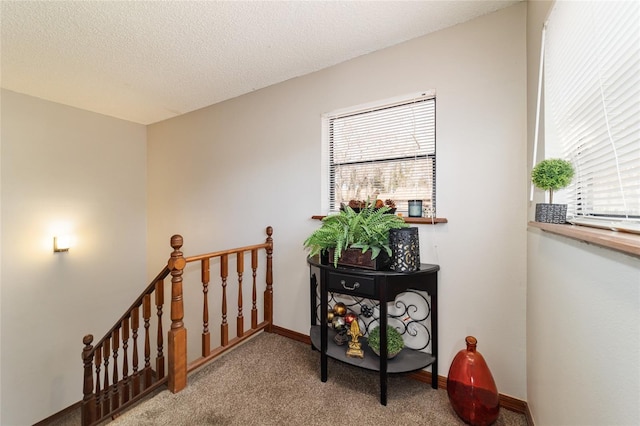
[526,1,640,425]
[148,3,528,400]
[0,90,148,425]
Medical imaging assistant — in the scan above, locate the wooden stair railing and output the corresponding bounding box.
[81,227,274,426]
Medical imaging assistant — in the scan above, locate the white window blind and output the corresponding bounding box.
[325,93,436,215]
[544,1,640,230]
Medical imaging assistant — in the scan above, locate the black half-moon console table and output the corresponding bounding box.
[307,256,440,405]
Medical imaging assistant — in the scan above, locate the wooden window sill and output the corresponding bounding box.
[311,215,448,224]
[528,221,640,258]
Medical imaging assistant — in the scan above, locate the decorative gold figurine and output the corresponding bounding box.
[346,319,364,358]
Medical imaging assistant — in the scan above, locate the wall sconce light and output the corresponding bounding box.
[53,235,71,253]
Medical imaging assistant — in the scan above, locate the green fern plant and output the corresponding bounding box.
[303,204,408,267]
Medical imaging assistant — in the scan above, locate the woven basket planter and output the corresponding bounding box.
[328,248,391,270]
[535,203,568,224]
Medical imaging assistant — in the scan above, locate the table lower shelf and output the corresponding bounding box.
[310,325,435,374]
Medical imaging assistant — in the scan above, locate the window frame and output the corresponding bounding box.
[321,91,437,216]
[542,0,640,232]
[530,0,640,258]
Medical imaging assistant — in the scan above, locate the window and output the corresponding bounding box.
[544,1,640,230]
[323,92,436,216]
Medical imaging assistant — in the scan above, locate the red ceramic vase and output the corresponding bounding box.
[447,336,500,426]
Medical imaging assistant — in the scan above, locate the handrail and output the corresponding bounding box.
[81,226,274,426]
[185,241,272,263]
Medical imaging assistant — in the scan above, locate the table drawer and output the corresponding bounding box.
[327,273,376,297]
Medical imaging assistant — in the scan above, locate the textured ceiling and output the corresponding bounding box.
[1,1,520,125]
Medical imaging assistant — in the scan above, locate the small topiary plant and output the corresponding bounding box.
[531,158,575,204]
[367,325,405,357]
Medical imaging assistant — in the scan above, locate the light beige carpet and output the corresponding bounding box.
[52,332,527,425]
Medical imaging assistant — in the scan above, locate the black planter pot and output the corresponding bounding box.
[535,203,568,224]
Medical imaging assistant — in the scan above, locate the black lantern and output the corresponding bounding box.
[389,227,420,272]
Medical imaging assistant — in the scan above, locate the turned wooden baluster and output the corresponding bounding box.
[167,234,187,393]
[82,335,96,425]
[131,305,140,396]
[155,280,165,379]
[102,338,111,415]
[111,328,120,410]
[121,317,130,404]
[143,294,152,388]
[264,226,274,332]
[251,249,258,329]
[202,258,211,357]
[94,344,102,420]
[236,251,244,338]
[220,254,229,346]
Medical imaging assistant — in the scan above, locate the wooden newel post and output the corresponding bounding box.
[81,334,96,425]
[264,226,274,332]
[167,234,187,393]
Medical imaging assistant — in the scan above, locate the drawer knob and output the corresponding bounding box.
[341,280,360,291]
